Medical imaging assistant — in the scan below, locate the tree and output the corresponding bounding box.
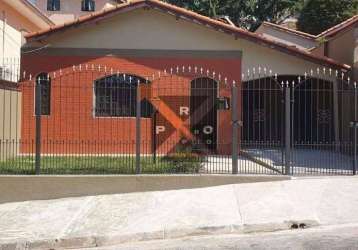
[223,0,302,30]
[297,0,358,35]
[163,0,219,17]
[163,0,301,31]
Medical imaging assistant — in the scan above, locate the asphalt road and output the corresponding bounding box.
[82,224,358,250]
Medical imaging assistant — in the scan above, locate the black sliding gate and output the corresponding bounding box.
[241,71,357,175]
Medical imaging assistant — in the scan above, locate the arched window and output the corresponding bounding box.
[94,74,153,118]
[36,73,51,116]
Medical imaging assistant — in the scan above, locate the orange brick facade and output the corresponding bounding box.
[20,53,241,155]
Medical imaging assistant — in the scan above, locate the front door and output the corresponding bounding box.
[190,77,218,151]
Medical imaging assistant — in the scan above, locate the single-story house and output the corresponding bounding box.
[20,0,353,155]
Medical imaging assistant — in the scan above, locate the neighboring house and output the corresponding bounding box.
[19,0,351,155]
[312,16,358,80]
[256,16,358,81]
[0,0,53,82]
[29,0,126,24]
[0,0,52,159]
[255,22,318,51]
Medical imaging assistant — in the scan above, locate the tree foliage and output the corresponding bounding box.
[297,0,358,35]
[164,0,302,31]
[164,0,357,33]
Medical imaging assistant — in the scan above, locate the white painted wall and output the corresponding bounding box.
[0,15,21,82]
[0,18,22,60]
[0,0,49,82]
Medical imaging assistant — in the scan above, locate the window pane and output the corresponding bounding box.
[82,0,95,11]
[94,74,152,118]
[36,73,51,116]
[47,0,60,11]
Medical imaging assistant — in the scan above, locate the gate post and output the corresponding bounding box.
[333,79,340,151]
[353,82,357,175]
[152,109,157,164]
[35,81,42,175]
[232,82,239,174]
[136,82,142,174]
[284,83,291,175]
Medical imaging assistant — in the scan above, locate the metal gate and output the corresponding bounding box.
[240,68,357,175]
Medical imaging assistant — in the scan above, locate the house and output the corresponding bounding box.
[0,0,53,160]
[255,22,319,51]
[0,0,53,81]
[256,15,358,81]
[19,0,353,161]
[29,0,126,24]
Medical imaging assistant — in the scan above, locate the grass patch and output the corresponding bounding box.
[0,155,204,175]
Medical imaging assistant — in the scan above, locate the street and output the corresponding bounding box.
[83,224,358,250]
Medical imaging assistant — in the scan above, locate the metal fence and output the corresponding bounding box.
[0,58,21,83]
[0,64,357,175]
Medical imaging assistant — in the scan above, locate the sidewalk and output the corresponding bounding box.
[79,224,358,250]
[1,176,358,250]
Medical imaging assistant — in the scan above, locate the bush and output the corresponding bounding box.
[164,152,203,173]
[163,139,204,173]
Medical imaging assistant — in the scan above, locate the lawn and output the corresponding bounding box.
[0,154,203,175]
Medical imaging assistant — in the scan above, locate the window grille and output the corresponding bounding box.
[36,73,51,115]
[94,74,153,118]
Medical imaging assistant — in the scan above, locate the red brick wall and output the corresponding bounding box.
[20,55,241,155]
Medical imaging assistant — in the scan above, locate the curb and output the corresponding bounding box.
[0,175,290,204]
[0,220,319,250]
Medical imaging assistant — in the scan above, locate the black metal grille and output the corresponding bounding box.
[0,65,356,176]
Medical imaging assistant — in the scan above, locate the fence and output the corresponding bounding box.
[0,64,357,175]
[0,58,21,83]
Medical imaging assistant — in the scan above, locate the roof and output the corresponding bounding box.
[259,22,318,40]
[25,0,350,71]
[259,15,358,41]
[22,0,54,26]
[4,0,54,28]
[319,15,358,38]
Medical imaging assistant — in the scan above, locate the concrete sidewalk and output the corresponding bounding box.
[80,224,358,250]
[1,176,358,250]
